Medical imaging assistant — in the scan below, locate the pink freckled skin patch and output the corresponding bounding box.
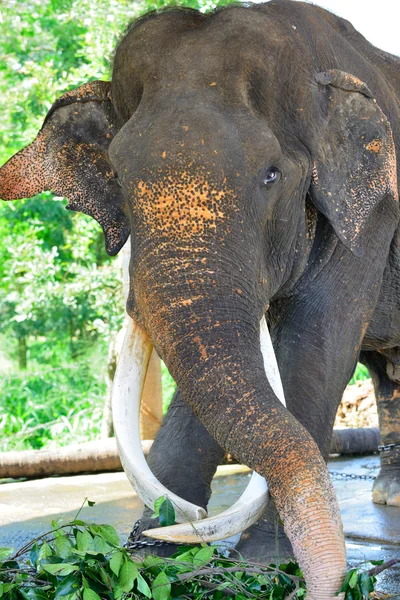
[135,168,237,240]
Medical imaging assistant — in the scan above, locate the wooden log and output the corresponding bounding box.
[330,427,380,455]
[0,439,151,480]
[0,428,381,480]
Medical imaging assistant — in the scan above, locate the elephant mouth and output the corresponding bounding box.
[112,305,286,543]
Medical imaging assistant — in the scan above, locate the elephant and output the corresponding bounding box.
[1,0,400,597]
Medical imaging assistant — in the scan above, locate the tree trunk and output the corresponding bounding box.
[18,336,27,370]
[101,335,163,440]
[140,349,163,440]
[101,332,119,439]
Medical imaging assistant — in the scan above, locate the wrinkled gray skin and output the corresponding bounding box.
[125,0,400,558]
[1,0,400,567]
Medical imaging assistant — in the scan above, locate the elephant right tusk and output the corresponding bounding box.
[143,316,285,543]
[112,317,207,522]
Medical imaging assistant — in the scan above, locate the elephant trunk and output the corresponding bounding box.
[133,258,345,599]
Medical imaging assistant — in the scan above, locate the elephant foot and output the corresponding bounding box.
[233,504,294,563]
[373,445,400,506]
[125,517,183,558]
[372,466,400,506]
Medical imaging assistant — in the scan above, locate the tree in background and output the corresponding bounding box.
[0,0,234,451]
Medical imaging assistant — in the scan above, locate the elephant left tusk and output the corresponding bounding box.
[143,468,269,543]
[112,317,207,522]
[143,316,285,543]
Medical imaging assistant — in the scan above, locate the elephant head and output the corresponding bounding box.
[1,6,398,598]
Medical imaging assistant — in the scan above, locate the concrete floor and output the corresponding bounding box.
[0,456,399,597]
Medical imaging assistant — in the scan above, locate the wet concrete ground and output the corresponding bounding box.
[0,456,399,597]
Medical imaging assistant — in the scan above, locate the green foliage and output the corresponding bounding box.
[349,363,370,385]
[0,348,105,451]
[160,365,176,415]
[0,0,237,450]
[0,502,381,600]
[336,567,377,599]
[151,497,176,527]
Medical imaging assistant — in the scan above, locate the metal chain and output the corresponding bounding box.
[378,442,400,452]
[329,470,377,480]
[125,519,177,551]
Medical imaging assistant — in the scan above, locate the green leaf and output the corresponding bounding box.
[143,555,165,569]
[38,542,53,561]
[91,536,112,554]
[136,573,151,598]
[83,589,101,600]
[76,530,92,553]
[338,568,356,593]
[95,525,119,546]
[52,519,63,531]
[2,560,20,570]
[192,546,214,566]
[55,573,80,597]
[359,572,375,597]
[29,543,40,568]
[20,589,51,600]
[109,552,124,577]
[152,496,166,519]
[60,594,77,600]
[0,548,13,560]
[119,560,138,592]
[42,563,79,577]
[158,497,176,527]
[0,582,3,598]
[151,571,171,600]
[87,501,96,507]
[348,569,359,589]
[55,536,73,559]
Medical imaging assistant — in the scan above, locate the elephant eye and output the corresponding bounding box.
[263,167,280,185]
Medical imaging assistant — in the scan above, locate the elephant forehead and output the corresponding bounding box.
[134,171,238,238]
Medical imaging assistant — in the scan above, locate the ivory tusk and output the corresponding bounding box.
[112,316,207,522]
[143,316,286,543]
[260,316,286,407]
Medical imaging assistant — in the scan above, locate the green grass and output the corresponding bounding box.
[0,336,108,452]
[0,348,371,453]
[0,335,178,452]
[0,363,105,453]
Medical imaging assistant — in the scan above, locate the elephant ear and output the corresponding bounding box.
[0,81,129,256]
[310,69,398,257]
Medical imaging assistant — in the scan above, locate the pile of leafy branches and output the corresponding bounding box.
[0,499,382,600]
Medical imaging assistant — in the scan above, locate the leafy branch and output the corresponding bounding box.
[0,498,391,600]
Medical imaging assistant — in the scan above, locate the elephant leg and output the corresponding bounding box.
[129,388,225,554]
[360,350,400,506]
